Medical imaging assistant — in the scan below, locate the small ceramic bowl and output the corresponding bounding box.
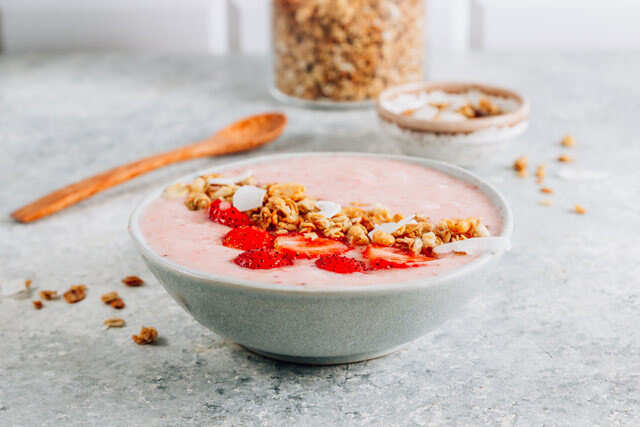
[129,153,513,365]
[377,82,530,167]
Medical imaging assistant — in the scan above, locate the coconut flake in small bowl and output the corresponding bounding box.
[377,82,530,167]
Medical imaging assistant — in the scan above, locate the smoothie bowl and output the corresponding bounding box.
[129,153,513,364]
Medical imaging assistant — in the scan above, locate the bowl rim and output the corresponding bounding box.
[129,152,514,295]
[376,81,530,134]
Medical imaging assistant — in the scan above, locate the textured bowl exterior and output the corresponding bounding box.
[129,153,513,364]
[378,117,529,167]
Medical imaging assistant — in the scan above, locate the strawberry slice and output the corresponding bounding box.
[208,198,252,228]
[233,249,293,270]
[274,234,350,259]
[364,245,434,269]
[222,226,274,251]
[315,255,366,274]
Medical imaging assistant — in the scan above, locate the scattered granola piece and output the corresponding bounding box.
[39,290,59,300]
[540,199,553,206]
[32,300,43,310]
[540,187,553,194]
[574,205,586,215]
[25,279,32,289]
[110,298,125,309]
[104,317,126,328]
[132,326,158,345]
[121,276,144,287]
[101,291,119,303]
[561,134,576,147]
[536,165,546,183]
[63,285,87,304]
[513,156,528,176]
[558,154,573,163]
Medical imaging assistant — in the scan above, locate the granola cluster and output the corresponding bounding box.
[456,98,502,119]
[165,173,255,212]
[121,276,144,287]
[169,174,491,255]
[132,326,158,345]
[63,285,87,304]
[400,96,503,121]
[272,0,424,102]
[20,276,155,344]
[104,317,125,328]
[101,291,125,309]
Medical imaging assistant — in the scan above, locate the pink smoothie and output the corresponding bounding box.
[139,155,502,287]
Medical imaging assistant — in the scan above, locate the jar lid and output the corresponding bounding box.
[376,82,530,134]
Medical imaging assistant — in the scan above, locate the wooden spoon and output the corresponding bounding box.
[11,112,287,223]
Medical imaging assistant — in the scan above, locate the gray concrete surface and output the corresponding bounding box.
[1,53,639,426]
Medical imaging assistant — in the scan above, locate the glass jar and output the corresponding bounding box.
[270,0,425,108]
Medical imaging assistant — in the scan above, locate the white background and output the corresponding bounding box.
[1,0,640,53]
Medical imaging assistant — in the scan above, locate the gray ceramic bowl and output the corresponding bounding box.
[129,153,513,365]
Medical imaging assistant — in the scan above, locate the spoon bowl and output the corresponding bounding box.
[194,112,287,156]
[219,112,287,141]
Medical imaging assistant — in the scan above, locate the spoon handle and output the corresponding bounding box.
[11,141,214,223]
[11,112,286,223]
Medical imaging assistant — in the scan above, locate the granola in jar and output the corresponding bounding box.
[272,0,425,105]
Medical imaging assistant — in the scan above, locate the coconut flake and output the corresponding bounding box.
[368,215,416,239]
[232,185,266,211]
[433,237,511,255]
[208,170,253,186]
[316,201,342,218]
